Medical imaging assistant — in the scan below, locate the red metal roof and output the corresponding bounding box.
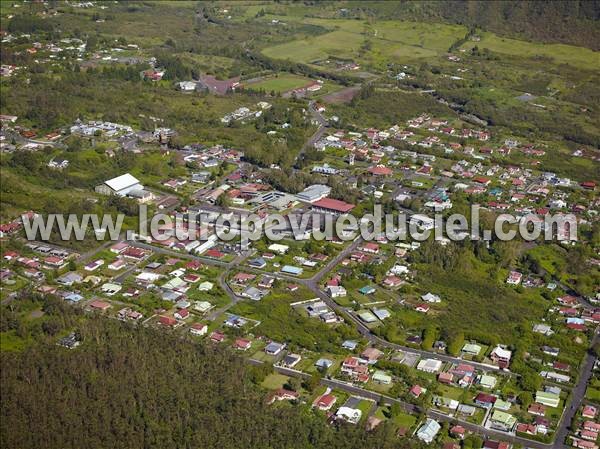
[312,198,355,213]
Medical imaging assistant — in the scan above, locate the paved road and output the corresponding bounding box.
[113,264,139,284]
[309,283,509,374]
[128,240,230,268]
[4,129,66,149]
[254,362,555,449]
[553,330,599,449]
[205,253,249,321]
[103,219,596,448]
[308,237,363,284]
[134,233,514,375]
[78,239,118,263]
[295,101,328,164]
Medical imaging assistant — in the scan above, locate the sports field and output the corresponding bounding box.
[245,74,315,93]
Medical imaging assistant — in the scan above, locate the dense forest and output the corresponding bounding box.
[0,316,417,449]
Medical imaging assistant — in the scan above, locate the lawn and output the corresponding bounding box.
[437,384,466,401]
[261,373,289,390]
[393,411,417,429]
[367,379,394,394]
[356,399,375,423]
[49,2,199,47]
[587,388,600,402]
[175,53,241,79]
[301,352,344,375]
[586,377,600,402]
[249,348,277,363]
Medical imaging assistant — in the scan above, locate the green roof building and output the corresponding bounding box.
[535,391,560,408]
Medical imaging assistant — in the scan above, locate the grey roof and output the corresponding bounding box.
[372,307,391,320]
[342,340,358,350]
[315,358,333,368]
[265,342,284,353]
[57,272,83,284]
[243,286,267,300]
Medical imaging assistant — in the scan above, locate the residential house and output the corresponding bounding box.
[264,341,284,356]
[489,410,517,432]
[506,271,522,285]
[450,425,465,439]
[417,358,442,373]
[335,406,362,425]
[210,330,225,343]
[233,338,252,351]
[416,419,441,444]
[281,353,301,368]
[475,393,497,408]
[528,403,546,416]
[490,346,512,369]
[268,388,299,404]
[341,356,369,382]
[410,384,425,398]
[372,371,392,385]
[315,394,336,411]
[174,309,190,320]
[89,300,111,312]
[189,323,208,336]
[535,391,560,408]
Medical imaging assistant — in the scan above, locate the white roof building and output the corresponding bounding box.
[268,243,289,254]
[421,292,441,303]
[336,406,362,424]
[96,173,144,197]
[417,419,441,443]
[297,184,331,203]
[177,81,197,91]
[417,358,443,373]
[491,346,512,361]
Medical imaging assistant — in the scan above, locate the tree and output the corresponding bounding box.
[389,402,402,418]
[519,391,533,410]
[303,372,321,392]
[447,332,464,356]
[284,377,301,392]
[421,325,437,351]
[519,371,542,392]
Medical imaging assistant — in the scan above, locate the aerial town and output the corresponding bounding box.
[0,2,598,449]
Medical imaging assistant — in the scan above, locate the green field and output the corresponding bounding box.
[461,32,600,69]
[262,19,465,65]
[261,15,599,70]
[246,75,315,93]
